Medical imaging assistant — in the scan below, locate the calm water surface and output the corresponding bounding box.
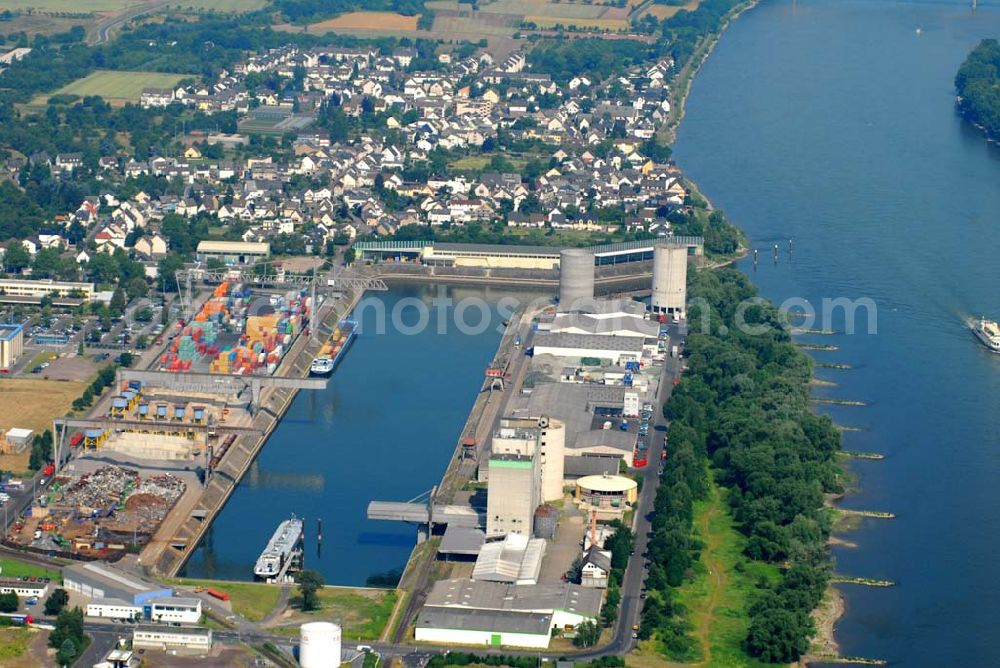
[674,0,1000,663]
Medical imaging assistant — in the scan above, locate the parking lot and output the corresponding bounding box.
[2,295,179,379]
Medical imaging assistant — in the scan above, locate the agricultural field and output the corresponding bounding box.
[304,11,419,31]
[526,15,628,30]
[477,0,606,19]
[0,378,85,435]
[0,0,130,10]
[642,0,700,20]
[163,0,268,12]
[0,13,91,36]
[34,70,186,106]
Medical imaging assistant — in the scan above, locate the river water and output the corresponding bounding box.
[182,284,543,586]
[673,0,1000,663]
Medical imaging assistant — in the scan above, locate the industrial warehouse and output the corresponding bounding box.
[371,241,690,649]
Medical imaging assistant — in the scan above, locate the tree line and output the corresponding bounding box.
[641,267,842,663]
[955,38,1000,140]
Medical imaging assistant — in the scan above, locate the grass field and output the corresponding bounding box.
[0,377,85,435]
[275,587,397,640]
[36,70,186,105]
[0,558,61,582]
[632,483,779,667]
[306,11,419,31]
[0,628,32,663]
[448,154,528,173]
[167,579,281,623]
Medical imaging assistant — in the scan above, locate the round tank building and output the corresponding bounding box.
[575,474,639,509]
[559,249,595,311]
[300,621,341,668]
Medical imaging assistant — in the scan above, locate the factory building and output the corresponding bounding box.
[472,533,546,585]
[0,577,50,598]
[146,597,202,624]
[195,240,270,265]
[426,578,602,631]
[549,299,659,338]
[651,245,688,317]
[64,563,174,609]
[355,237,704,269]
[132,628,213,652]
[415,608,553,649]
[490,416,566,503]
[531,332,645,366]
[558,248,595,310]
[0,278,95,301]
[86,599,142,620]
[486,453,540,537]
[0,323,23,371]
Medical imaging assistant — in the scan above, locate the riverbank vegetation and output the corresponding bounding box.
[640,268,842,664]
[955,38,1000,140]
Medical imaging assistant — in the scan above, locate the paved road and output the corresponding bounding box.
[92,0,172,44]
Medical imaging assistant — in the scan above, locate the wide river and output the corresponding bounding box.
[672,0,1000,663]
[182,284,543,586]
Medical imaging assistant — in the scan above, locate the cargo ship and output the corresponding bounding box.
[309,318,357,376]
[254,515,304,580]
[972,317,1000,353]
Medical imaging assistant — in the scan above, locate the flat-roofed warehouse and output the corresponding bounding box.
[426,578,602,630]
[532,332,645,365]
[354,237,704,270]
[415,608,554,649]
[196,240,270,265]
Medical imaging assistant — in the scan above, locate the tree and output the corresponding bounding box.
[56,637,77,666]
[109,286,127,317]
[573,620,601,648]
[125,276,148,301]
[44,588,69,616]
[49,606,85,651]
[343,248,356,265]
[157,253,185,290]
[296,569,324,612]
[0,591,17,612]
[3,242,30,273]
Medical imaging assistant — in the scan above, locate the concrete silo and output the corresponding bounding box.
[651,245,688,318]
[537,416,565,503]
[559,248,595,311]
[300,621,341,668]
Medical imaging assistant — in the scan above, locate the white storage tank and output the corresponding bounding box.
[300,621,341,667]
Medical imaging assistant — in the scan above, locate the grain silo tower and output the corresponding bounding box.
[559,249,595,311]
[651,245,688,318]
[537,416,565,503]
[300,621,341,668]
